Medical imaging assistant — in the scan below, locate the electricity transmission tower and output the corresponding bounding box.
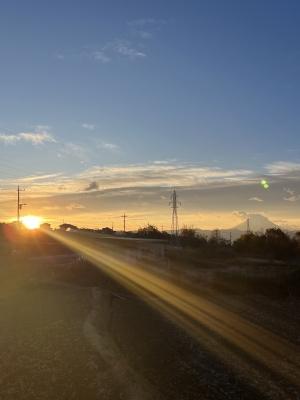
[246,218,251,234]
[169,190,181,248]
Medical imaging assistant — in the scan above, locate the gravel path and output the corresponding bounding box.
[110,291,300,400]
[0,284,122,400]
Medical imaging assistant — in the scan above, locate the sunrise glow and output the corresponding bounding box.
[21,216,41,230]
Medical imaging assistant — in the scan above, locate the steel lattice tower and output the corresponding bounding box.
[169,190,181,248]
[246,218,251,234]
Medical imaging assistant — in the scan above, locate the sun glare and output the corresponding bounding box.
[21,216,41,230]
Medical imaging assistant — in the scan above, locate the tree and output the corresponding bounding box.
[180,226,207,248]
[234,228,298,259]
[265,228,296,259]
[209,229,227,246]
[134,225,165,240]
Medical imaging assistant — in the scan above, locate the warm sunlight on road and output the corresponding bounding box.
[42,230,300,399]
[20,216,41,230]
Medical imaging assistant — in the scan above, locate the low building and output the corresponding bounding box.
[40,223,51,230]
[59,223,78,231]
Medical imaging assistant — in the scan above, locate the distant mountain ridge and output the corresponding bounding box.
[195,214,283,242]
[231,214,279,232]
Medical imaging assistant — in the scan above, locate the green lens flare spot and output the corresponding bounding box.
[264,184,269,188]
[261,180,266,185]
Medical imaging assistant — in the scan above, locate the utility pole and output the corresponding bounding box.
[169,190,181,248]
[17,185,26,223]
[122,213,127,237]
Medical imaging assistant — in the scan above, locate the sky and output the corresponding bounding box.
[1,0,300,231]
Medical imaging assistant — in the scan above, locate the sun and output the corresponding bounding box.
[21,216,41,230]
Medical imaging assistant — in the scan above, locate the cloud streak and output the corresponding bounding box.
[249,197,263,202]
[265,161,300,174]
[82,124,95,130]
[0,131,56,146]
[66,203,85,211]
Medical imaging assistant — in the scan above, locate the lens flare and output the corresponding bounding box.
[21,216,41,229]
[41,229,300,396]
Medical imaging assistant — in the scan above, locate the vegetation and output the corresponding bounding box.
[134,225,170,240]
[234,228,299,259]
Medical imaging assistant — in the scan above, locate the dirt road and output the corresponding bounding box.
[0,283,122,399]
[1,259,300,399]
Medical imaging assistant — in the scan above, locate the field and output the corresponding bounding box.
[0,252,300,399]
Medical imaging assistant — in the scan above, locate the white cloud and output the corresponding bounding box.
[66,203,85,210]
[127,19,167,26]
[106,39,146,59]
[139,31,152,38]
[265,161,300,174]
[42,206,59,210]
[82,124,95,130]
[0,130,56,146]
[60,142,88,158]
[77,163,254,190]
[90,51,110,63]
[231,211,248,219]
[153,159,178,164]
[20,173,63,183]
[96,140,119,152]
[249,197,263,202]
[283,195,300,202]
[284,188,294,195]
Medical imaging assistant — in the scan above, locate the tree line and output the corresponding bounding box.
[133,225,300,260]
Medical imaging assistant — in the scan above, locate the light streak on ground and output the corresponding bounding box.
[45,230,300,397]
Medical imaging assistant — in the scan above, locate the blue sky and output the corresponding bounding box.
[1,1,300,230]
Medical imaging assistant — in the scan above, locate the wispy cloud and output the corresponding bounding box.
[19,173,63,183]
[90,51,110,63]
[231,211,248,219]
[66,203,85,211]
[283,195,300,202]
[61,18,167,64]
[96,140,120,152]
[0,126,56,146]
[59,142,88,159]
[139,31,152,38]
[127,18,167,26]
[82,124,95,130]
[153,159,178,164]
[104,39,146,59]
[284,188,294,195]
[54,53,65,59]
[265,161,300,174]
[249,197,263,202]
[78,163,254,190]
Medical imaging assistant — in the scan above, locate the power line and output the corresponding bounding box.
[0,169,20,178]
[0,157,42,172]
[181,205,200,218]
[0,162,34,174]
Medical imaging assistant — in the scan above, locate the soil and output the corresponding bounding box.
[1,257,300,399]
